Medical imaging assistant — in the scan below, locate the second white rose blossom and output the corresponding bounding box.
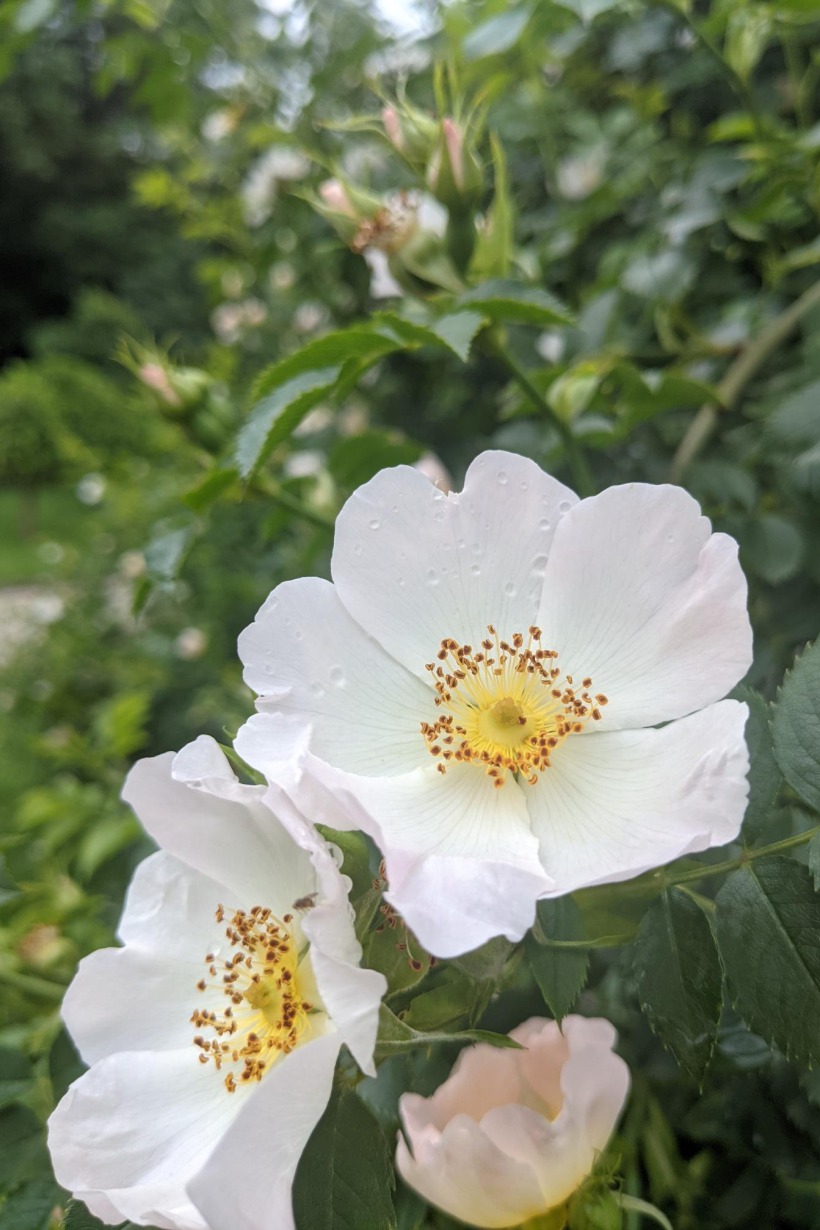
[396,1016,630,1229]
[236,449,752,958]
[47,736,385,1230]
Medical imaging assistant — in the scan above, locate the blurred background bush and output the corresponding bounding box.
[1,0,820,1226]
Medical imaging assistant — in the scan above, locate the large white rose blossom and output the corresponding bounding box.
[395,1015,630,1229]
[47,736,385,1230]
[236,450,752,957]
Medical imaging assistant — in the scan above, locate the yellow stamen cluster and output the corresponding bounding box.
[421,625,607,787]
[192,905,314,1094]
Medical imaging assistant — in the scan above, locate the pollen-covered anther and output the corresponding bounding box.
[421,626,606,786]
[192,905,316,1093]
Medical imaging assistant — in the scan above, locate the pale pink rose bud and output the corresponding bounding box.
[382,106,404,150]
[319,178,357,218]
[442,117,464,191]
[396,1016,630,1229]
[137,362,181,408]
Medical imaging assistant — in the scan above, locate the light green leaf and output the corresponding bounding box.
[455,280,573,327]
[772,640,820,812]
[715,857,820,1065]
[0,1181,59,1230]
[292,1088,396,1230]
[556,0,625,20]
[527,897,589,1021]
[235,367,340,480]
[631,889,722,1084]
[724,7,773,84]
[463,8,531,59]
[470,135,514,281]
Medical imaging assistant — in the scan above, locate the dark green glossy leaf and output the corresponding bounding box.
[292,1087,396,1230]
[772,640,820,812]
[715,857,820,1065]
[632,889,722,1084]
[0,1180,60,1230]
[527,897,589,1021]
[738,688,783,842]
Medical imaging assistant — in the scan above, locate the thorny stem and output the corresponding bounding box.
[488,337,596,497]
[666,824,820,886]
[670,277,820,481]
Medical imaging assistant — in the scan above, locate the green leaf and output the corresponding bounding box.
[0,1106,48,1188]
[741,514,803,585]
[808,832,820,891]
[371,310,485,362]
[462,8,531,59]
[738,688,782,842]
[556,0,625,21]
[375,1005,522,1061]
[772,640,820,812]
[0,1049,33,1111]
[631,889,722,1084]
[724,6,773,83]
[455,280,573,327]
[235,367,341,480]
[292,1087,396,1230]
[0,1180,60,1230]
[526,898,589,1021]
[328,432,423,491]
[715,857,820,1066]
[250,329,402,402]
[470,135,514,282]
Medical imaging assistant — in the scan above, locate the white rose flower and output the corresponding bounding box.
[396,1015,630,1228]
[47,736,385,1230]
[236,450,751,957]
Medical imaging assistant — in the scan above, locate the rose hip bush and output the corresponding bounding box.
[1,1,820,1228]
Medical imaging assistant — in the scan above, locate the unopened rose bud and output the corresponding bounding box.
[381,100,439,170]
[138,363,182,408]
[319,178,357,217]
[427,118,483,212]
[396,1017,630,1229]
[382,106,404,150]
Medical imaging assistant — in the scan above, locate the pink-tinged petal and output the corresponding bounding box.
[397,1110,547,1229]
[122,741,315,913]
[537,483,751,730]
[188,1033,340,1230]
[48,1049,242,1230]
[555,1017,630,1155]
[526,700,749,895]
[332,451,578,682]
[238,577,429,776]
[235,714,553,957]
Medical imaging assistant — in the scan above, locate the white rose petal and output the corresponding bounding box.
[48,737,385,1230]
[237,450,752,957]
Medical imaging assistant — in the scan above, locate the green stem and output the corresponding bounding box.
[670,277,820,481]
[667,824,820,887]
[489,339,595,497]
[253,478,335,529]
[0,968,66,1001]
[617,1194,674,1230]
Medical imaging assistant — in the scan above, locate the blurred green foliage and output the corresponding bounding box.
[1,0,820,1226]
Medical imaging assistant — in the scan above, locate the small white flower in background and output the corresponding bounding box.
[396,1016,630,1229]
[241,146,310,228]
[174,626,208,660]
[236,449,751,958]
[75,473,106,506]
[47,736,385,1230]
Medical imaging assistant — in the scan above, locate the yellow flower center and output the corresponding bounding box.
[421,625,607,787]
[192,904,323,1094]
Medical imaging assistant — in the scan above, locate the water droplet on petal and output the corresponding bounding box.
[470,563,481,576]
[532,555,549,576]
[520,481,528,491]
[539,517,551,532]
[558,500,572,514]
[309,681,325,697]
[353,542,362,556]
[497,470,509,485]
[294,629,303,641]
[503,581,517,597]
[329,666,345,686]
[369,519,381,531]
[427,569,440,587]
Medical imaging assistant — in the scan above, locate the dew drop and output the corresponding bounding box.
[369,518,381,531]
[539,517,551,532]
[398,577,406,588]
[520,481,529,491]
[309,681,325,697]
[470,563,481,577]
[329,666,346,686]
[558,500,572,514]
[427,569,440,587]
[353,542,362,556]
[294,629,304,641]
[497,470,509,485]
[666,533,675,544]
[263,663,275,676]
[391,505,399,514]
[532,555,549,576]
[503,581,517,597]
